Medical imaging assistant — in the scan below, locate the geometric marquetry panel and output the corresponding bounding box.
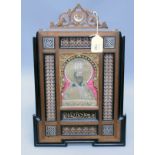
[62,126,97,136]
[46,126,57,136]
[43,37,55,49]
[104,37,115,48]
[44,55,56,121]
[60,37,91,49]
[102,125,114,136]
[103,54,114,121]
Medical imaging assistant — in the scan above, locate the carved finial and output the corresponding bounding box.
[76,3,81,7]
[50,4,108,29]
[50,21,55,28]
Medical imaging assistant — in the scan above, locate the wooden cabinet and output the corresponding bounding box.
[33,4,126,146]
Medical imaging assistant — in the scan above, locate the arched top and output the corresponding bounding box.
[50,4,108,29]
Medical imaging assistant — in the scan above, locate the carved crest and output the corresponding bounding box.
[50,4,108,28]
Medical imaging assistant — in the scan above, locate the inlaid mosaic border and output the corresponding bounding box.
[44,54,56,121]
[103,53,114,120]
[102,125,114,136]
[62,126,97,136]
[46,126,57,136]
[60,37,91,49]
[43,37,55,49]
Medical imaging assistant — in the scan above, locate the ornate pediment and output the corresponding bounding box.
[50,4,108,28]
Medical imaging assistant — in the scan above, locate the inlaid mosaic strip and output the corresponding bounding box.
[44,55,56,121]
[104,37,115,48]
[60,37,91,48]
[43,37,54,48]
[103,54,114,120]
[102,125,114,136]
[62,111,97,121]
[46,126,57,136]
[62,126,97,136]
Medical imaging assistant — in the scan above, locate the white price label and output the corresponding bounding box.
[91,35,103,53]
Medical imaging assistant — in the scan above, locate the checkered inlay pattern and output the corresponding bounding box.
[103,54,114,120]
[104,37,115,48]
[44,55,56,121]
[103,125,114,136]
[46,126,57,136]
[43,37,54,48]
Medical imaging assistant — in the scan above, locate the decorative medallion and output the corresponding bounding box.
[73,13,84,23]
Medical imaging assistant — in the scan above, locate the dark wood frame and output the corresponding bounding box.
[33,30,126,146]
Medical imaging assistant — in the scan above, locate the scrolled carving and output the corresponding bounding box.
[62,111,97,121]
[50,4,108,28]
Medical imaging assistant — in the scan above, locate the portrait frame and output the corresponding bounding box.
[59,53,100,110]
